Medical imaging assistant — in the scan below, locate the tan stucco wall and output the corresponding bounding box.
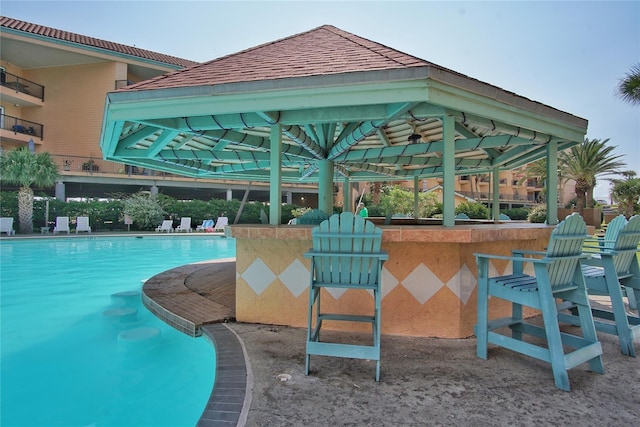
[20,62,117,158]
[233,224,553,338]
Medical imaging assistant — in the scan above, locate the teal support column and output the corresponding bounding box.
[492,166,500,220]
[414,176,420,219]
[546,140,559,225]
[269,124,282,225]
[343,177,351,214]
[318,160,334,215]
[442,116,455,227]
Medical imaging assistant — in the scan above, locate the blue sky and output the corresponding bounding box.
[3,0,639,199]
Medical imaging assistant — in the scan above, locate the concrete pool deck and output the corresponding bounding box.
[148,259,640,427]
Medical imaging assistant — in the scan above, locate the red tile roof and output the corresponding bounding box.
[0,16,198,68]
[123,25,442,91]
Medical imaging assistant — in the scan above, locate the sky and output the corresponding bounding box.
[2,0,639,199]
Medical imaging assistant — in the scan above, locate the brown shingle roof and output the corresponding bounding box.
[123,25,441,91]
[0,16,198,68]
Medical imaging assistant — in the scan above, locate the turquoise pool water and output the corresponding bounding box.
[0,235,235,427]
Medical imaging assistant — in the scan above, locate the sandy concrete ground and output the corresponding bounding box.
[228,320,639,427]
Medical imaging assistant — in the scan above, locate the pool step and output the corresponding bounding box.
[103,307,138,323]
[117,327,162,351]
[110,290,141,306]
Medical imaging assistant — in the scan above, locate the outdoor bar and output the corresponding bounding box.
[99,26,589,338]
[231,222,558,338]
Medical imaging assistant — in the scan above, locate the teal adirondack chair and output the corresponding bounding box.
[304,212,388,381]
[475,213,604,391]
[559,215,640,356]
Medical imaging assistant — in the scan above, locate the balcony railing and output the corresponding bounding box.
[0,114,44,139]
[0,70,45,101]
[51,154,176,178]
[455,190,537,202]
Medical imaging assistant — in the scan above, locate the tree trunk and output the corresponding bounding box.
[18,186,34,234]
[574,179,589,215]
[372,182,381,204]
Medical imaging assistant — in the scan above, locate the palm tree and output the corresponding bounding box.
[617,63,640,105]
[0,147,59,233]
[611,171,640,218]
[559,138,626,213]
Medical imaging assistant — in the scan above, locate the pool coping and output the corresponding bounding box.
[199,323,252,427]
[141,259,250,426]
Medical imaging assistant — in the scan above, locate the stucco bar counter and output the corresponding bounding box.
[230,222,556,338]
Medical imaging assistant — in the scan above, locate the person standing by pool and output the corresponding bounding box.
[356,202,368,218]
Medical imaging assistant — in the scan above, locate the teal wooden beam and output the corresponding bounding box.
[270,124,283,225]
[119,125,159,149]
[414,176,420,219]
[146,130,180,157]
[492,166,500,221]
[546,140,558,225]
[442,115,455,227]
[327,102,415,160]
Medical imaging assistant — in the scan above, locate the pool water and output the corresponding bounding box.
[0,236,235,427]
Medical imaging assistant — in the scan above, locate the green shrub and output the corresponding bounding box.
[501,207,530,220]
[527,204,547,223]
[455,201,489,219]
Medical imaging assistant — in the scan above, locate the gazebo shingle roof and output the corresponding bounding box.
[123,25,439,90]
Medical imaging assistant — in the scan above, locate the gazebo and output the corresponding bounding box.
[99,25,589,338]
[100,25,587,226]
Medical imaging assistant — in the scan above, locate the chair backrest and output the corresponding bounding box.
[600,215,628,250]
[499,213,511,221]
[311,212,384,288]
[545,213,588,289]
[215,216,229,228]
[0,217,13,232]
[180,217,191,228]
[297,209,330,225]
[160,220,173,230]
[455,213,470,220]
[610,215,640,276]
[77,216,90,229]
[56,217,70,230]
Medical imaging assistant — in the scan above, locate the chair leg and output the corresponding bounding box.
[601,257,637,357]
[475,261,489,360]
[305,285,317,376]
[627,287,638,311]
[512,302,523,341]
[374,288,381,381]
[538,292,571,391]
[573,301,606,373]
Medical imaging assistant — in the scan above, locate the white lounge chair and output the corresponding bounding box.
[0,217,15,236]
[155,220,173,233]
[196,219,214,232]
[175,217,192,233]
[214,216,229,232]
[76,216,91,233]
[53,216,70,234]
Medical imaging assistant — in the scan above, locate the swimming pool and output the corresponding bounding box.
[0,235,235,427]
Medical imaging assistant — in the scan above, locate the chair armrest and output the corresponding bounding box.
[474,253,551,264]
[512,249,546,257]
[304,250,388,261]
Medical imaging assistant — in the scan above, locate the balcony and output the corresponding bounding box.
[0,114,44,144]
[0,70,44,107]
[52,154,171,177]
